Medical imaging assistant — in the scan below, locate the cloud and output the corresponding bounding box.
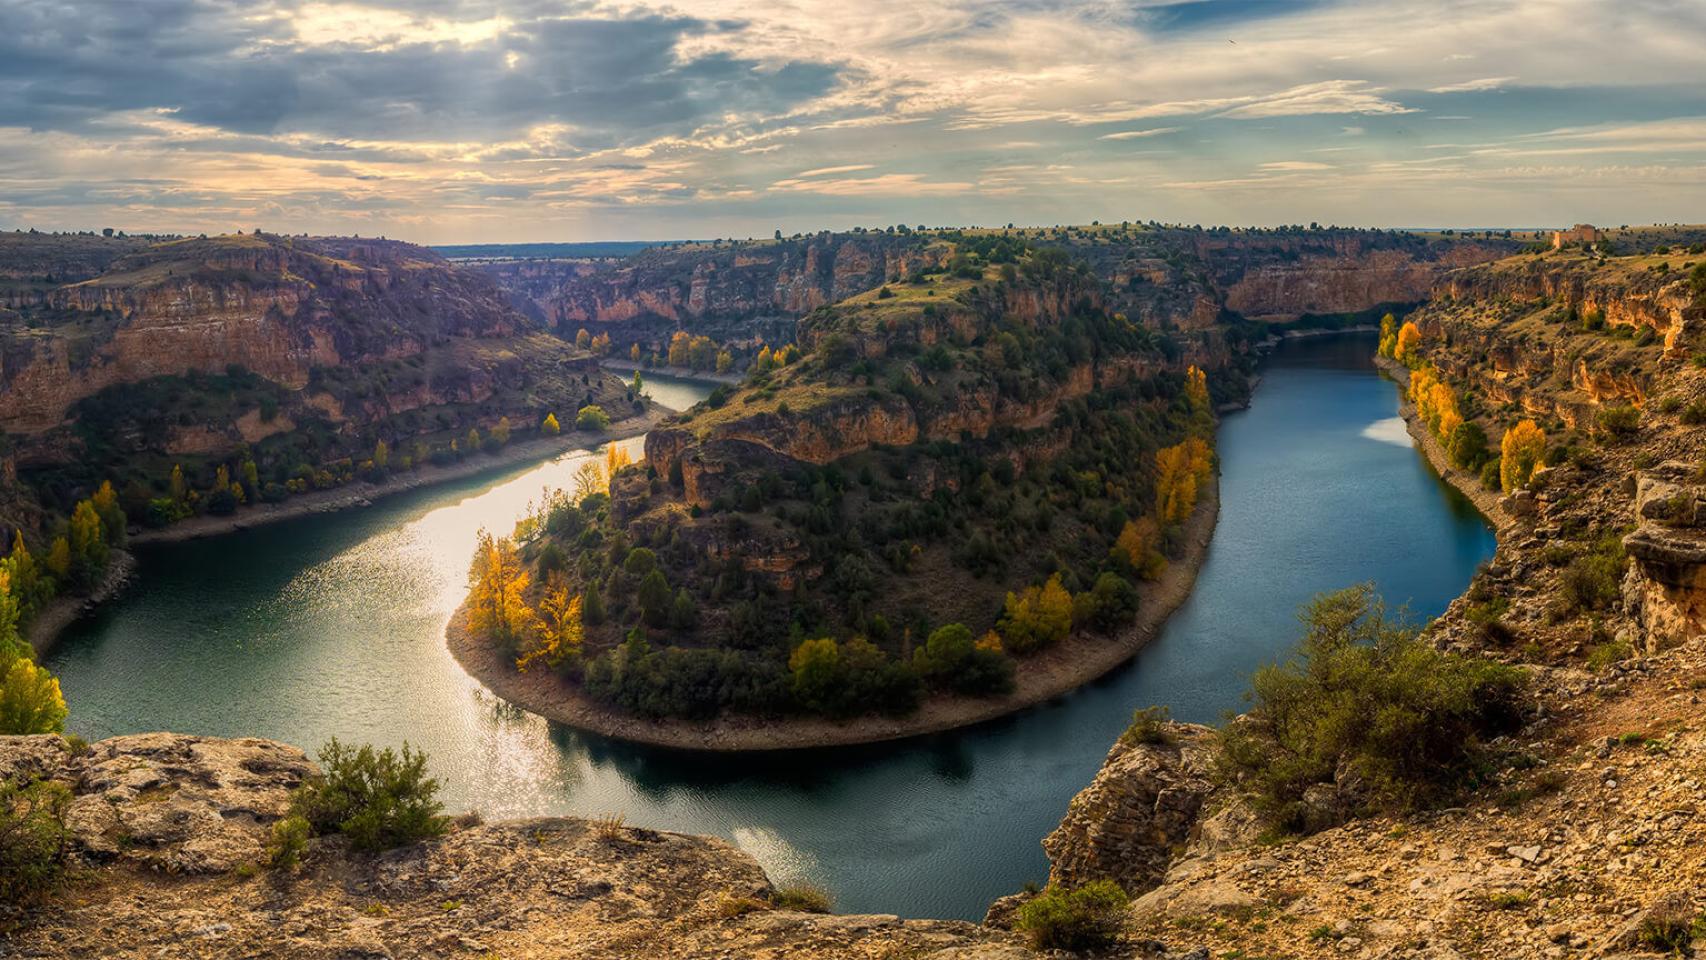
[1215,81,1415,119]
[794,163,875,177]
[1427,76,1516,93]
[1259,161,1333,171]
[1098,126,1182,141]
[770,172,973,196]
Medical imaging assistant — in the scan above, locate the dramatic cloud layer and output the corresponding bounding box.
[3,0,1703,240]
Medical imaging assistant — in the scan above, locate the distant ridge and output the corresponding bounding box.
[434,240,676,260]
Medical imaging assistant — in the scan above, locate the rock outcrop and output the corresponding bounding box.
[1625,461,1706,651]
[3,733,1027,960]
[1039,723,1218,894]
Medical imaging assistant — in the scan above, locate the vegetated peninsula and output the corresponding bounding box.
[446,225,1524,747]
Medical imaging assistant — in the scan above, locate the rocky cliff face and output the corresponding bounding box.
[1625,461,1706,650]
[0,234,535,434]
[1,733,1027,960]
[474,229,1521,355]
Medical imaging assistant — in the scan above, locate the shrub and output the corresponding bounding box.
[267,814,310,869]
[773,881,833,913]
[288,740,448,852]
[1120,705,1174,746]
[1479,459,1502,491]
[1445,421,1490,470]
[1681,400,1706,426]
[575,404,612,431]
[1595,404,1640,439]
[1216,586,1526,832]
[1558,549,1623,616]
[0,777,72,903]
[1014,880,1130,952]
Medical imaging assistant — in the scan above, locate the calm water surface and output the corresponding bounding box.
[48,340,1494,920]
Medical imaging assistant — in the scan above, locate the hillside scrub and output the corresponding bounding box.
[1217,585,1527,833]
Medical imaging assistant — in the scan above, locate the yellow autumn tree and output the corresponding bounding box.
[1112,516,1167,580]
[169,464,188,502]
[629,342,642,362]
[45,537,70,581]
[572,461,607,503]
[1184,365,1209,413]
[1394,321,1422,366]
[667,330,692,367]
[754,345,774,372]
[1156,437,1213,526]
[590,332,611,355]
[1377,313,1398,358]
[373,439,389,470]
[70,499,108,579]
[606,444,633,479]
[1408,367,1463,441]
[997,573,1074,653]
[1500,419,1546,493]
[715,350,734,375]
[467,531,533,649]
[541,412,561,436]
[0,657,67,734]
[516,575,583,672]
[575,328,592,349]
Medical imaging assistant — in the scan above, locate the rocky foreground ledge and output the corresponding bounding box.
[1,733,1029,959]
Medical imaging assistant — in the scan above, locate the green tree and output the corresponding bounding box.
[637,569,673,627]
[789,637,845,713]
[575,405,611,431]
[69,500,108,588]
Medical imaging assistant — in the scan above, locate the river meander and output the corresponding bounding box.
[46,338,1495,920]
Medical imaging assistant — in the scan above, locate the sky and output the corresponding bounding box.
[3,0,1704,243]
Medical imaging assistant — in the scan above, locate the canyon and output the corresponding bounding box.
[7,227,1704,958]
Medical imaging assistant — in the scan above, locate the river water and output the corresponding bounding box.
[46,338,1495,920]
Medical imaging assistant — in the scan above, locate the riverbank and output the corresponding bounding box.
[130,407,670,547]
[27,551,135,657]
[600,359,743,385]
[1375,356,1514,532]
[447,477,1219,752]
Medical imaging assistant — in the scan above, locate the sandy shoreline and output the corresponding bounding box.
[1375,356,1514,532]
[130,407,670,547]
[445,477,1220,752]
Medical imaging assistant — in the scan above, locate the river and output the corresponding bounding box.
[45,337,1495,920]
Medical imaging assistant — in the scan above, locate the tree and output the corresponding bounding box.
[1184,365,1209,413]
[629,342,642,362]
[490,417,512,447]
[1156,438,1212,525]
[715,350,734,375]
[1445,421,1489,470]
[1376,313,1398,358]
[605,443,632,481]
[541,412,561,436]
[631,370,644,396]
[44,538,70,582]
[517,576,582,672]
[998,573,1074,653]
[69,500,107,587]
[575,328,592,350]
[1394,321,1422,366]
[754,345,775,372]
[1500,419,1546,493]
[2,533,51,625]
[0,658,67,734]
[575,405,611,431]
[789,637,844,713]
[90,481,126,547]
[637,569,673,627]
[169,464,188,503]
[466,427,482,453]
[572,461,606,503]
[1112,517,1166,580]
[466,531,533,650]
[667,330,692,367]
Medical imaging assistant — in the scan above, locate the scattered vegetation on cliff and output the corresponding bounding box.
[1014,879,1130,951]
[1217,585,1527,833]
[0,773,72,902]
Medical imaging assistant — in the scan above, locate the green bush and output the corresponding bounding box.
[1595,405,1641,439]
[289,740,448,852]
[1558,546,1623,616]
[1014,880,1130,952]
[1479,460,1502,490]
[1445,421,1490,470]
[1216,586,1526,832]
[574,404,612,431]
[0,777,72,902]
[1120,705,1174,746]
[267,814,310,869]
